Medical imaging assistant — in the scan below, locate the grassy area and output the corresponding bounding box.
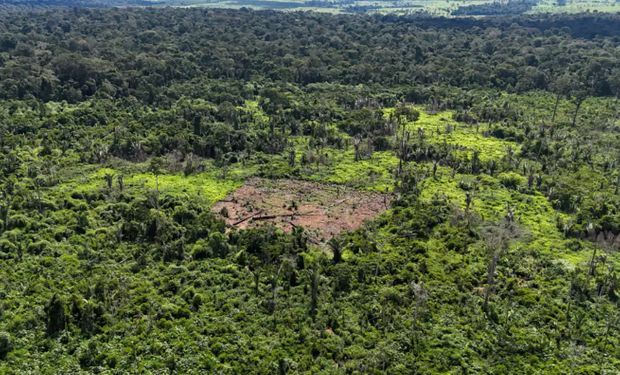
[531,0,620,14]
[161,0,620,15]
[304,149,398,192]
[55,165,243,205]
[407,108,521,162]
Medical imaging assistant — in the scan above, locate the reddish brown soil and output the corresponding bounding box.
[212,178,391,243]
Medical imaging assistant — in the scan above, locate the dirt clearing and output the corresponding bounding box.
[212,178,391,243]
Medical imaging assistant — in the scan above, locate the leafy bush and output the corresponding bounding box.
[26,240,52,255]
[499,172,525,190]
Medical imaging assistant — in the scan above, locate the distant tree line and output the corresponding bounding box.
[0,9,618,104]
[453,0,538,16]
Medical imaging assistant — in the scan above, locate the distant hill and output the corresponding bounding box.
[1,0,619,15]
[0,0,159,7]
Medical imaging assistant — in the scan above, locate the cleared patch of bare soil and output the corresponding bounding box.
[212,178,391,243]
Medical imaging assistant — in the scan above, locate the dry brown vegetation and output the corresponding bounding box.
[212,178,391,243]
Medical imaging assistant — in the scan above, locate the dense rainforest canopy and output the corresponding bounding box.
[0,7,619,374]
[0,9,619,102]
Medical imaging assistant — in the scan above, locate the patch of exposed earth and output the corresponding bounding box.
[212,178,391,243]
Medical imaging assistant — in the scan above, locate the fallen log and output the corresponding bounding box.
[232,211,263,225]
[251,210,319,221]
[252,213,295,221]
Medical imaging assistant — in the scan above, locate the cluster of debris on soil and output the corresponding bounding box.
[212,178,391,243]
